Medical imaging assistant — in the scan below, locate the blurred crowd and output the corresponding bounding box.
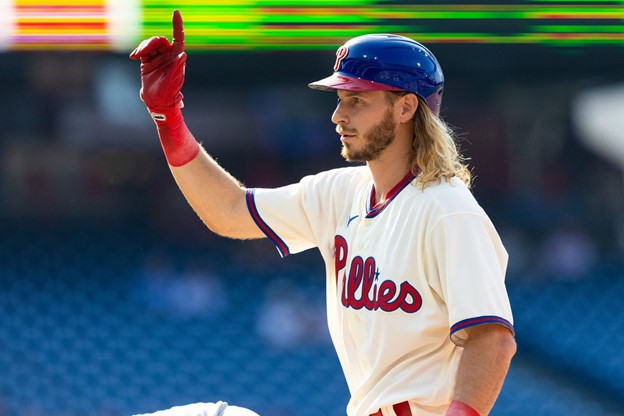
[1,51,622,285]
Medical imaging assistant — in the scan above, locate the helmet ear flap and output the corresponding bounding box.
[425,86,444,116]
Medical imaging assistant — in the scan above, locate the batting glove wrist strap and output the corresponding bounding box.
[152,107,200,167]
[445,400,480,416]
[148,105,182,124]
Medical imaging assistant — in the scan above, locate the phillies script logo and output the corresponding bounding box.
[334,46,348,71]
[335,235,423,313]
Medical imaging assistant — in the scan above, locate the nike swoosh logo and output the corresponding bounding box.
[347,215,359,227]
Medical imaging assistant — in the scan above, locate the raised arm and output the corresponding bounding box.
[130,10,264,240]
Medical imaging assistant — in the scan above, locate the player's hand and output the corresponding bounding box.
[129,9,186,112]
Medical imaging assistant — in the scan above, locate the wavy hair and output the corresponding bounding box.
[387,92,471,189]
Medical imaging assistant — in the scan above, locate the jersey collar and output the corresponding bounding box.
[366,169,418,218]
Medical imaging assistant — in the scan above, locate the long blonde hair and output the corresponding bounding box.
[388,92,471,189]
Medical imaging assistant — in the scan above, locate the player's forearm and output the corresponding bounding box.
[145,107,263,239]
[449,325,516,415]
[169,147,265,239]
[128,11,261,239]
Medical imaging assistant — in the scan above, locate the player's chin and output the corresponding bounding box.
[340,144,353,161]
[341,145,365,163]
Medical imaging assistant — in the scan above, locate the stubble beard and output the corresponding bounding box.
[341,107,397,162]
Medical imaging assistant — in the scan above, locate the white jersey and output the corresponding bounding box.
[247,166,514,416]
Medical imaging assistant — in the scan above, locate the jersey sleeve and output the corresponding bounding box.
[424,212,514,346]
[246,171,343,257]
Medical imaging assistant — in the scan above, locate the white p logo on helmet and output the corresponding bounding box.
[333,45,348,71]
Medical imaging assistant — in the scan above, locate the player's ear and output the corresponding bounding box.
[398,93,419,123]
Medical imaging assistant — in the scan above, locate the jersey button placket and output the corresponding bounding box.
[354,218,372,251]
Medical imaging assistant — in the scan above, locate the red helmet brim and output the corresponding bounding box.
[308,74,403,92]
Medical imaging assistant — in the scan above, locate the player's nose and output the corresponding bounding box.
[331,103,349,125]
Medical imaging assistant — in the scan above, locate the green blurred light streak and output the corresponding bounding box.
[527,0,621,2]
[139,1,624,50]
[259,26,397,36]
[173,31,624,47]
[533,24,624,32]
[143,0,376,5]
[143,22,257,30]
[138,25,624,48]
[156,25,399,42]
[141,5,624,22]
[409,32,624,45]
[258,0,376,4]
[374,6,624,19]
[259,15,375,23]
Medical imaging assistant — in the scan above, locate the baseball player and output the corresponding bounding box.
[130,10,516,416]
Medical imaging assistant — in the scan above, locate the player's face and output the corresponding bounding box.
[332,90,397,162]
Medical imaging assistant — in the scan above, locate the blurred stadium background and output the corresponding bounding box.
[1,1,624,415]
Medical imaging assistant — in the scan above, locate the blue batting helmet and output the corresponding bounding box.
[308,34,444,115]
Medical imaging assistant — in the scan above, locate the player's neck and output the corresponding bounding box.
[367,153,412,205]
[366,121,414,204]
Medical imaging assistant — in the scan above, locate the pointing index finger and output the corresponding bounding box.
[172,9,185,55]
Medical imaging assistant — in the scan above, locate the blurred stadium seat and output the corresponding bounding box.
[1,225,623,416]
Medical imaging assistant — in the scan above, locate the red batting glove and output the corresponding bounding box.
[129,10,186,116]
[445,400,480,416]
[129,10,199,167]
